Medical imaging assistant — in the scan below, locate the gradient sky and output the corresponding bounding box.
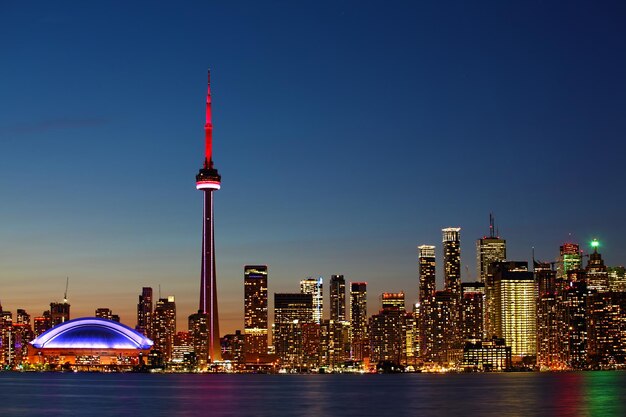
[1,1,625,334]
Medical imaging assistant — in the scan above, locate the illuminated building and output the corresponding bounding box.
[535,261,562,369]
[188,311,208,367]
[587,291,626,368]
[557,243,582,279]
[370,293,408,365]
[322,276,351,367]
[586,240,609,292]
[273,293,314,368]
[221,330,245,364]
[559,270,589,369]
[27,317,153,370]
[195,71,222,362]
[33,316,50,337]
[50,301,70,326]
[330,274,346,322]
[350,282,368,361]
[136,287,153,338]
[442,227,461,295]
[152,296,176,363]
[608,267,626,292]
[461,337,512,371]
[320,319,350,367]
[476,215,506,283]
[489,261,537,360]
[300,277,323,324]
[244,265,268,356]
[431,290,455,364]
[95,308,119,322]
[172,331,195,369]
[16,309,30,326]
[418,245,437,361]
[461,282,484,341]
[0,310,13,365]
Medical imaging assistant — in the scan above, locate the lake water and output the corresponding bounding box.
[0,372,624,416]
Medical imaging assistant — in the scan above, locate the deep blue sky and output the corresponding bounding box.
[1,1,625,333]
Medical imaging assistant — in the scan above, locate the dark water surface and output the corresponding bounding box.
[0,372,625,417]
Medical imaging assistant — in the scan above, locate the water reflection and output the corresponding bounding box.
[0,372,625,417]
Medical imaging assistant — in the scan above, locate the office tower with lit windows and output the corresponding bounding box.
[95,308,114,321]
[558,243,582,279]
[33,311,52,336]
[50,302,70,326]
[476,215,506,283]
[559,269,589,369]
[273,293,314,368]
[136,287,153,338]
[221,330,245,364]
[172,331,195,367]
[330,274,346,322]
[461,282,484,341]
[443,227,462,348]
[153,296,177,363]
[443,228,462,296]
[350,282,368,361]
[431,290,455,364]
[608,267,626,292]
[586,291,626,367]
[370,293,408,365]
[535,261,562,369]
[188,311,208,367]
[15,309,29,326]
[418,245,437,361]
[489,261,537,360]
[300,277,323,324]
[586,240,609,292]
[244,265,268,355]
[461,337,512,371]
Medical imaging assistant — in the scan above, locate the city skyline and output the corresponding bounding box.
[1,1,626,334]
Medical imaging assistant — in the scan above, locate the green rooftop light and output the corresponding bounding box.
[591,239,600,248]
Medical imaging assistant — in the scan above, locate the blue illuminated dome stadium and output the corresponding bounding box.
[30,317,153,350]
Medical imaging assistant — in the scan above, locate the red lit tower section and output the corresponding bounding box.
[196,70,222,362]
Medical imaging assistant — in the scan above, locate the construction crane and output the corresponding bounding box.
[64,277,69,304]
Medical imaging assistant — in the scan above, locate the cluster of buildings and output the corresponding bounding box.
[2,76,625,373]
[83,222,620,373]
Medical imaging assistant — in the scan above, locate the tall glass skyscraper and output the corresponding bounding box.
[244,265,268,355]
[300,277,323,324]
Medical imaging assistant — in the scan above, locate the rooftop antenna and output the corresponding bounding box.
[489,213,495,238]
[64,277,69,304]
[532,247,535,271]
[159,284,162,299]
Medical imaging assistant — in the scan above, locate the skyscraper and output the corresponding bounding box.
[442,227,462,347]
[557,243,582,279]
[586,240,609,292]
[461,282,484,341]
[535,261,562,370]
[443,228,461,297]
[418,245,437,361]
[489,261,537,360]
[195,71,222,362]
[153,296,177,363]
[300,277,323,324]
[350,282,368,361]
[136,287,153,338]
[329,274,346,322]
[476,216,506,283]
[273,293,314,368]
[50,302,70,326]
[244,265,268,355]
[370,293,408,365]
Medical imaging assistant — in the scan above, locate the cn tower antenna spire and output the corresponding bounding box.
[204,69,213,168]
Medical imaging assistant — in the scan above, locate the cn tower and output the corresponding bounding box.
[196,70,222,362]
